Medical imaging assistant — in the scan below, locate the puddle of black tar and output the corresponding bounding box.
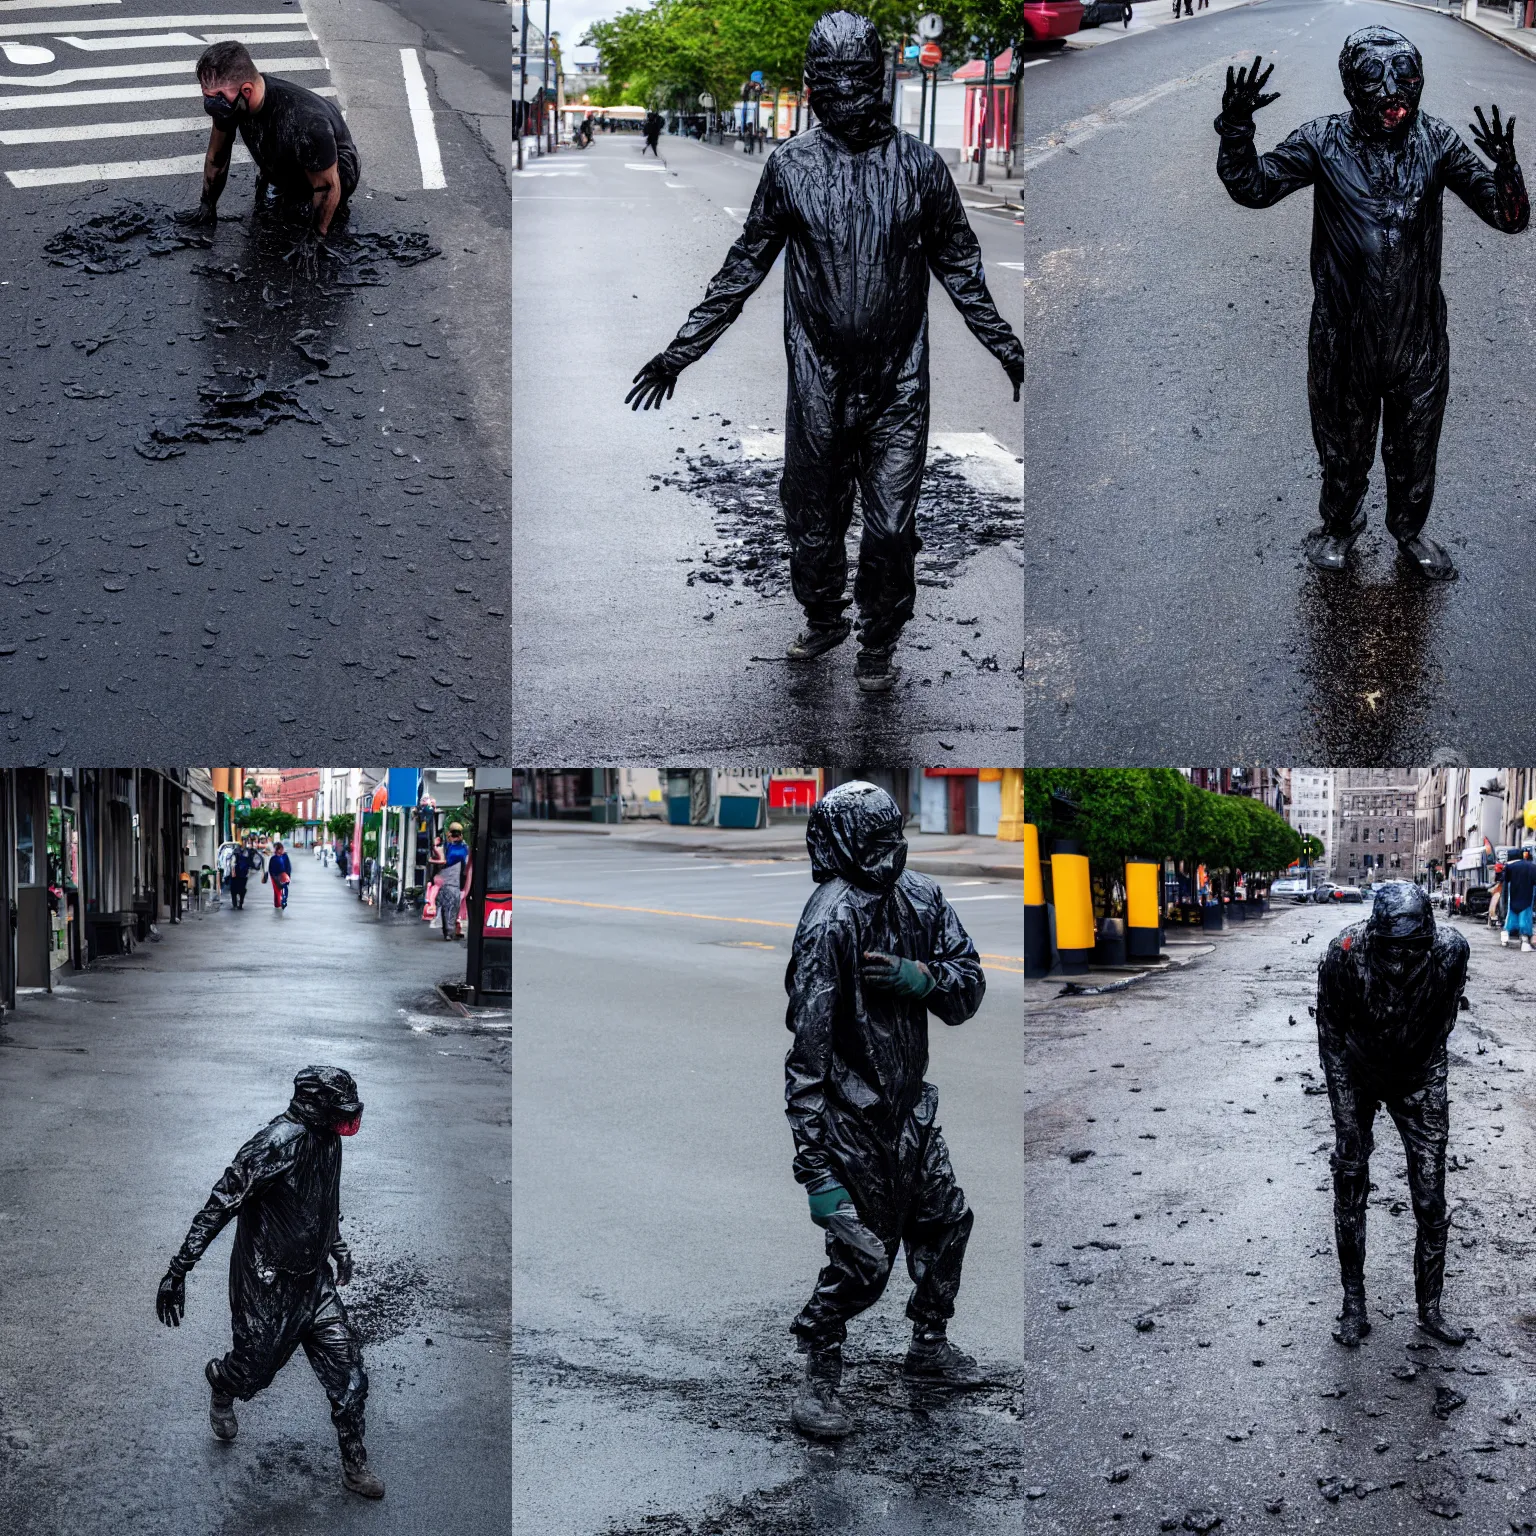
[343,1256,434,1345]
[659,450,1023,597]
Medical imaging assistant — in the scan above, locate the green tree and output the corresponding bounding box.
[327,812,355,842]
[239,805,301,839]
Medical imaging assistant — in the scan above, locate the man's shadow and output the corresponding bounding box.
[1297,545,1448,762]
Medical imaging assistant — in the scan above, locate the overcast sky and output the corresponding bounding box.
[539,0,618,63]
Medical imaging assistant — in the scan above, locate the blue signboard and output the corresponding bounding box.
[386,768,421,807]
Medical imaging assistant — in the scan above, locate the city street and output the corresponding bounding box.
[511,831,1025,1535]
[1023,901,1536,1533]
[0,0,509,764]
[511,133,1028,763]
[1022,0,1536,763]
[0,860,510,1535]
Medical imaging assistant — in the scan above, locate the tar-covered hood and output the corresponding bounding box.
[807,781,908,892]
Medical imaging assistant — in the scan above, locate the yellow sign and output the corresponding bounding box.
[1525,798,1536,830]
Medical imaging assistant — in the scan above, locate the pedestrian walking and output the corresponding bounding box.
[428,823,469,941]
[1315,883,1470,1349]
[227,842,257,910]
[155,1066,384,1499]
[265,841,293,912]
[1123,3,1133,26]
[627,9,1024,694]
[642,108,662,157]
[1215,32,1528,581]
[1501,848,1536,950]
[783,782,987,1440]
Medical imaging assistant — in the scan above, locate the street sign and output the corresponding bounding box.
[904,44,919,58]
[919,41,942,68]
[917,12,943,39]
[699,91,714,108]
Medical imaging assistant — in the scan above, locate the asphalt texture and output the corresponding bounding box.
[1023,901,1536,1533]
[1022,0,1536,763]
[0,0,509,765]
[510,133,1029,763]
[0,863,510,1535]
[511,832,1025,1535]
[382,0,510,92]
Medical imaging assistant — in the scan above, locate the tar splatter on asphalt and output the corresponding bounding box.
[344,1256,434,1345]
[660,449,1023,599]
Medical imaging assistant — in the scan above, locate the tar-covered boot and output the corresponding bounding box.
[1304,521,1365,573]
[1331,1161,1372,1347]
[205,1361,238,1441]
[786,619,851,661]
[1416,1223,1470,1345]
[904,1324,983,1385]
[1396,534,1457,582]
[339,1431,386,1498]
[854,646,899,694]
[790,1345,853,1440]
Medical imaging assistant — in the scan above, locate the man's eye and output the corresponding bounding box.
[1392,56,1419,77]
[1359,60,1384,82]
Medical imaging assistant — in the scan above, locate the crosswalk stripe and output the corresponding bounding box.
[60,31,316,50]
[0,53,323,87]
[0,113,203,141]
[0,0,122,10]
[6,139,250,182]
[0,12,312,33]
[0,67,327,110]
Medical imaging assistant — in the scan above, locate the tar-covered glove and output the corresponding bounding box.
[172,199,218,228]
[861,951,937,999]
[1219,56,1280,133]
[625,353,682,412]
[807,1180,853,1228]
[156,1269,186,1327]
[332,1245,353,1286]
[285,231,325,280]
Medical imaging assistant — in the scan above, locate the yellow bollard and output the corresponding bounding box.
[1025,822,1049,977]
[1050,842,1094,975]
[1125,859,1162,961]
[998,769,1024,842]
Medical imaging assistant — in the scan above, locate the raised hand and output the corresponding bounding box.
[1471,103,1518,168]
[1222,56,1281,128]
[625,353,681,412]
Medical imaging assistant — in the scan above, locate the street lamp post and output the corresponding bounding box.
[542,0,552,154]
[517,2,529,171]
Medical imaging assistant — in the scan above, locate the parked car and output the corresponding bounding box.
[1329,885,1365,903]
[1462,886,1492,919]
[1271,877,1312,902]
[1428,889,1449,908]
[1023,0,1085,39]
[1308,881,1339,903]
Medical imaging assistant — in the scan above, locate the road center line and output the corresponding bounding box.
[511,894,793,928]
[399,46,444,190]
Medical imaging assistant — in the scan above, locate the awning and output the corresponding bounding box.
[1456,848,1483,871]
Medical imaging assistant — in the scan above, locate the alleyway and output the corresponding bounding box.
[0,858,510,1535]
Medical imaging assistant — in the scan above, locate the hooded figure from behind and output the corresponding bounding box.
[1215,28,1528,582]
[1315,882,1470,1349]
[156,1066,384,1498]
[627,9,1026,694]
[783,781,987,1439]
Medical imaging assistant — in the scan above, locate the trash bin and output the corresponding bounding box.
[1094,917,1127,967]
[1201,901,1224,932]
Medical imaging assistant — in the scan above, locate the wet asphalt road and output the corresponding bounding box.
[510,133,1029,763]
[0,864,510,1535]
[1023,901,1536,1533]
[0,7,509,765]
[511,833,1025,1535]
[1023,0,1536,763]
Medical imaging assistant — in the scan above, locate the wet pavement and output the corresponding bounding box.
[1024,901,1536,1532]
[510,134,1028,763]
[0,860,509,1535]
[511,833,1025,1534]
[1022,0,1536,762]
[0,0,509,764]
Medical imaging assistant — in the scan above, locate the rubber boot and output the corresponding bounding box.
[1397,534,1457,582]
[1416,1225,1470,1345]
[339,1433,386,1498]
[790,1346,853,1441]
[786,619,851,662]
[903,1325,983,1386]
[1304,523,1364,572]
[854,646,899,694]
[1332,1281,1371,1348]
[205,1360,237,1442]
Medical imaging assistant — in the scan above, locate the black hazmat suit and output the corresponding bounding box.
[164,1066,368,1445]
[1316,883,1468,1331]
[638,10,1025,651]
[1216,28,1528,561]
[784,782,986,1348]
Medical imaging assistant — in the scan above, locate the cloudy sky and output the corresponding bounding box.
[537,0,618,63]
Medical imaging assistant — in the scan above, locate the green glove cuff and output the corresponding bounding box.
[899,958,937,999]
[808,1184,852,1228]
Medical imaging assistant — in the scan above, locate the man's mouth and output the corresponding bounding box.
[1382,103,1409,127]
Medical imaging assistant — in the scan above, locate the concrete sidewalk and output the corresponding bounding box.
[1065,0,1271,51]
[512,819,1024,881]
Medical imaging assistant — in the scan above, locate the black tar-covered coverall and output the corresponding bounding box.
[784,790,986,1348]
[168,1104,366,1439]
[656,128,1024,648]
[1217,76,1527,542]
[1316,911,1468,1307]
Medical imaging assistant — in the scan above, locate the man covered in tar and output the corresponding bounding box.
[628,9,1025,693]
[156,1066,383,1498]
[1315,882,1470,1349]
[1215,27,1528,581]
[783,781,987,1439]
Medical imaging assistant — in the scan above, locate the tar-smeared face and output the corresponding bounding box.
[1340,30,1423,137]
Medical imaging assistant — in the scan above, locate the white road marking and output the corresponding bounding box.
[0,11,309,32]
[1023,57,1050,68]
[624,161,665,171]
[947,894,1016,902]
[0,111,203,140]
[399,45,444,189]
[750,869,808,877]
[722,205,748,219]
[0,0,119,9]
[0,41,52,62]
[0,70,329,111]
[994,261,1028,270]
[59,29,314,48]
[6,140,250,184]
[0,51,321,86]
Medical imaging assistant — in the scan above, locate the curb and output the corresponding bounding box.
[1377,0,1536,65]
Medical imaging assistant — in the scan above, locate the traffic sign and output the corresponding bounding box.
[917,12,943,39]
[699,91,714,108]
[919,41,942,68]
